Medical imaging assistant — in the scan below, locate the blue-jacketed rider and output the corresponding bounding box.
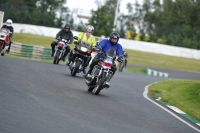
[84,32,124,87]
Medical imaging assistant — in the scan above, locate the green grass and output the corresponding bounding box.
[13,33,55,47]
[126,49,200,72]
[12,33,200,72]
[149,79,200,121]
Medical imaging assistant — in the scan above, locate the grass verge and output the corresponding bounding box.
[12,33,55,47]
[149,79,200,121]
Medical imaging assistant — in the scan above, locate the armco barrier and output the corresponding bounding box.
[10,42,52,60]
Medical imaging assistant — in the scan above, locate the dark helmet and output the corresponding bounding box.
[109,32,120,45]
[64,24,70,30]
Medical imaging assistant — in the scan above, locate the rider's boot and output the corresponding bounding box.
[105,81,110,88]
[51,50,55,57]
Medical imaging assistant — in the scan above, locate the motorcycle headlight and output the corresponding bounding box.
[81,47,87,52]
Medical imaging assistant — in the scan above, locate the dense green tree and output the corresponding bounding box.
[88,6,114,37]
[0,0,70,28]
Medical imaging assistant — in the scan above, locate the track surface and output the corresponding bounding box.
[0,57,199,133]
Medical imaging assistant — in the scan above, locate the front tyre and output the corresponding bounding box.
[53,51,60,64]
[71,60,81,76]
[93,72,106,95]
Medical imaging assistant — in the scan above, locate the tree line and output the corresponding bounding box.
[118,0,200,49]
[0,0,71,28]
[0,0,199,49]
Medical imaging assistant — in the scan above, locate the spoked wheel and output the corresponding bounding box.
[53,51,60,64]
[71,60,81,76]
[93,73,106,95]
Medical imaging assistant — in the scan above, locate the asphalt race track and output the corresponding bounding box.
[0,57,199,133]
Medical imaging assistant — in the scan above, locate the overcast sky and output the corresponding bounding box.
[66,0,144,15]
[65,0,144,24]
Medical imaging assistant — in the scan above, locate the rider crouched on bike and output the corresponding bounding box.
[84,32,124,87]
[66,25,97,74]
[1,19,14,53]
[50,24,73,61]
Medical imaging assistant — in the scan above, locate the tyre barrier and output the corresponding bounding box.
[10,42,52,60]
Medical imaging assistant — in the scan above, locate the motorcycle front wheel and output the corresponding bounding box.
[71,60,82,76]
[93,72,106,95]
[53,51,60,64]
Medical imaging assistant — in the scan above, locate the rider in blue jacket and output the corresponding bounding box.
[84,32,124,87]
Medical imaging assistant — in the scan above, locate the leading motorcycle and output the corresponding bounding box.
[53,38,68,64]
[85,48,120,95]
[68,36,92,76]
[0,28,11,56]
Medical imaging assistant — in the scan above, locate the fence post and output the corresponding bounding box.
[0,11,4,28]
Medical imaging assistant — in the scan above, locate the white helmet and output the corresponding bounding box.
[6,19,12,27]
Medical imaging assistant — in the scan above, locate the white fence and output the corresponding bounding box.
[0,11,4,28]
[12,23,200,60]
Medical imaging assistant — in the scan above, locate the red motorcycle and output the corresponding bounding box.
[0,28,11,56]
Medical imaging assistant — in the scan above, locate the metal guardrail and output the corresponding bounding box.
[10,42,52,60]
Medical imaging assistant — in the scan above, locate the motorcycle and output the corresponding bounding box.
[118,58,126,72]
[85,48,119,95]
[69,36,92,76]
[53,38,68,64]
[0,28,11,56]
